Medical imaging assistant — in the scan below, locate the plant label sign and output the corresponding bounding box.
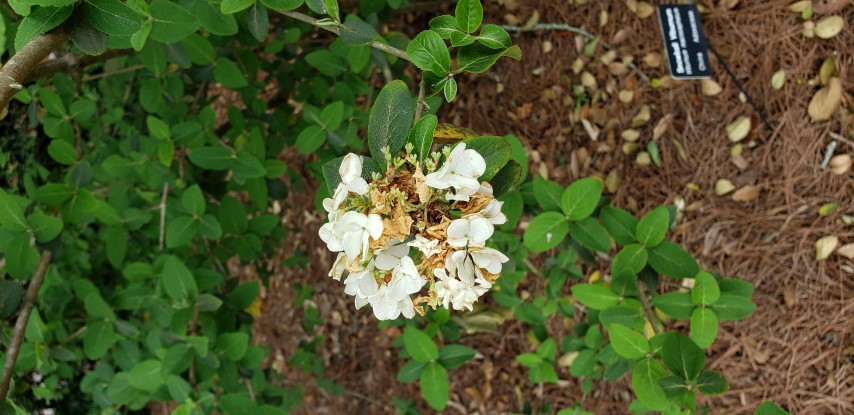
[657,4,712,80]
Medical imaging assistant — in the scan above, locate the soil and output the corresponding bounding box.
[255,1,854,414]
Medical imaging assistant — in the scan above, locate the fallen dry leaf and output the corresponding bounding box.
[808,77,842,121]
[715,179,736,195]
[701,79,723,96]
[814,15,845,38]
[815,235,839,261]
[726,116,752,142]
[643,53,662,67]
[837,243,854,259]
[621,129,640,142]
[771,69,786,90]
[653,114,673,140]
[803,20,816,37]
[788,0,812,13]
[828,154,851,175]
[732,185,760,201]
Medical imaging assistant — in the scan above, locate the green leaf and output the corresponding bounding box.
[69,15,108,55]
[25,308,47,342]
[691,271,720,305]
[457,43,519,73]
[516,353,543,368]
[532,176,563,211]
[612,244,648,276]
[561,178,602,220]
[39,89,65,116]
[246,2,269,42]
[181,34,216,65]
[523,211,568,253]
[368,80,414,167]
[181,185,205,216]
[188,146,236,170]
[84,291,114,320]
[443,78,457,101]
[5,234,39,280]
[305,50,346,76]
[295,125,326,154]
[261,0,302,10]
[536,338,557,360]
[406,30,450,75]
[429,15,460,39]
[696,370,728,395]
[193,0,238,36]
[463,136,511,181]
[83,0,143,36]
[755,401,790,415]
[438,344,476,369]
[631,358,669,410]
[104,226,127,268]
[710,294,756,321]
[214,57,249,89]
[455,0,483,33]
[396,360,426,382]
[304,0,325,13]
[0,281,23,319]
[570,349,597,377]
[489,159,521,197]
[217,332,250,361]
[323,0,338,20]
[84,320,114,359]
[600,205,638,244]
[608,324,649,359]
[27,211,63,243]
[15,6,74,51]
[150,0,199,43]
[689,307,718,348]
[661,334,705,380]
[47,140,77,166]
[162,255,199,302]
[338,14,377,46]
[571,284,619,310]
[719,278,754,297]
[403,327,438,362]
[569,217,611,252]
[652,292,695,319]
[165,215,198,248]
[320,101,345,130]
[407,115,437,164]
[146,115,170,139]
[477,24,511,49]
[35,183,74,205]
[600,305,645,328]
[232,151,267,178]
[420,363,449,411]
[647,241,699,278]
[636,206,670,247]
[221,0,254,14]
[128,359,163,391]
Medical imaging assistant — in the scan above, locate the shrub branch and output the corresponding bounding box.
[0,28,69,110]
[0,251,53,402]
[277,10,410,62]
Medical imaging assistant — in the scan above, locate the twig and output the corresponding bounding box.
[243,378,256,401]
[523,258,545,279]
[829,132,854,150]
[159,183,169,251]
[0,28,69,110]
[502,23,650,83]
[414,77,429,120]
[82,64,146,82]
[706,43,775,133]
[276,10,410,62]
[25,49,133,83]
[0,251,53,401]
[637,281,662,335]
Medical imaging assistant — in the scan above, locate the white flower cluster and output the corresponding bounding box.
[319,145,510,320]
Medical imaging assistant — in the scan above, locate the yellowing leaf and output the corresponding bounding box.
[726,116,752,142]
[771,69,786,90]
[732,185,760,202]
[815,235,839,261]
[701,79,722,96]
[815,15,844,39]
[828,154,851,175]
[837,243,854,260]
[433,123,478,144]
[808,77,842,121]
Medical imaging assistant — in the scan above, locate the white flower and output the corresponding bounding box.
[387,256,425,299]
[445,250,476,282]
[408,235,442,259]
[369,285,417,320]
[329,253,347,280]
[425,143,486,201]
[343,261,378,309]
[433,267,488,312]
[340,153,369,195]
[374,239,409,271]
[477,199,507,225]
[447,216,493,248]
[322,183,348,221]
[320,211,383,262]
[469,247,509,275]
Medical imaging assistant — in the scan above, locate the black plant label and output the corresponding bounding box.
[657,4,712,80]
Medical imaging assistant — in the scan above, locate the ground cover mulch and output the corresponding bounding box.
[255,1,853,414]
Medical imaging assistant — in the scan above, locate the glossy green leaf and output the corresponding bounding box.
[420,363,449,410]
[571,284,619,310]
[162,255,199,301]
[489,160,521,197]
[647,241,700,279]
[181,185,205,216]
[396,360,426,382]
[652,292,695,319]
[455,0,483,33]
[84,319,114,359]
[755,401,790,415]
[214,57,249,89]
[600,205,638,244]
[561,178,602,220]
[438,344,476,369]
[636,206,669,247]
[608,324,649,359]
[457,43,520,73]
[691,271,720,305]
[150,0,199,43]
[188,146,235,170]
[295,125,327,154]
[221,0,254,14]
[697,370,728,395]
[261,0,302,10]
[443,78,457,101]
[463,136,511,181]
[339,14,377,45]
[69,15,108,55]
[0,281,23,319]
[193,0,238,36]
[246,2,269,42]
[15,6,74,51]
[516,353,543,368]
[403,327,438,362]
[429,15,460,39]
[612,244,648,276]
[710,294,756,321]
[477,24,511,49]
[407,115,437,164]
[5,234,39,279]
[631,358,669,410]
[532,176,562,211]
[406,30,450,75]
[367,80,414,167]
[128,359,163,391]
[165,215,197,248]
[523,212,568,253]
[83,0,143,36]
[661,334,705,380]
[569,217,611,252]
[27,211,63,242]
[689,307,718,348]
[217,332,250,361]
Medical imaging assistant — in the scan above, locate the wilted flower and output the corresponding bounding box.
[319,145,509,320]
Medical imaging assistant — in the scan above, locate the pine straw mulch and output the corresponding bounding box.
[254,1,853,414]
